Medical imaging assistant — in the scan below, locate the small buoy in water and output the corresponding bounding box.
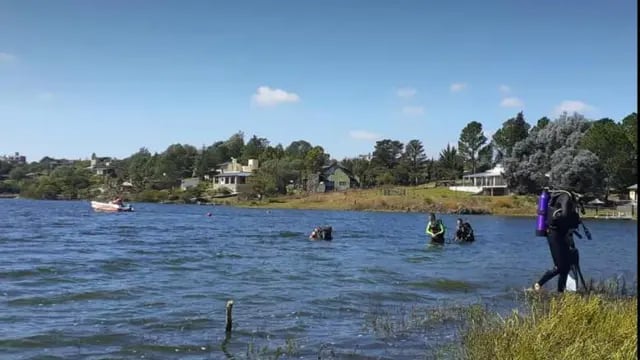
[207,212,212,217]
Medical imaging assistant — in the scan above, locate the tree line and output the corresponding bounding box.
[0,111,636,200]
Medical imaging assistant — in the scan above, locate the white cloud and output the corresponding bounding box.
[500,97,524,108]
[402,105,425,116]
[450,82,468,93]
[553,100,595,116]
[251,86,300,107]
[0,52,17,63]
[349,130,381,141]
[37,91,54,101]
[499,84,511,94]
[396,87,417,98]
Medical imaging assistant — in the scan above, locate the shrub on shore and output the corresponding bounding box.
[457,278,637,360]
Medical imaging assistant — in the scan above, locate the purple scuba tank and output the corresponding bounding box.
[535,188,550,236]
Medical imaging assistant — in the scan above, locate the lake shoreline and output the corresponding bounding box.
[5,190,636,220]
[206,187,637,221]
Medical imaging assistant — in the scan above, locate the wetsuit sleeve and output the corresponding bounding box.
[425,222,434,235]
[435,223,444,235]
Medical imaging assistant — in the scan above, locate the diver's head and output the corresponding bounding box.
[429,213,436,222]
[456,218,463,226]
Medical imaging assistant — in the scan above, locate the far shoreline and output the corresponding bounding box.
[3,188,635,221]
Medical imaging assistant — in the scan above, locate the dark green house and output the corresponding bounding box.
[305,163,359,192]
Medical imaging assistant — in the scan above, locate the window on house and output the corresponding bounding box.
[338,181,347,187]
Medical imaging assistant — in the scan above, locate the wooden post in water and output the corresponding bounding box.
[225,300,234,333]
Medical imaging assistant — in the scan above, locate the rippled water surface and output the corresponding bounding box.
[1,199,637,359]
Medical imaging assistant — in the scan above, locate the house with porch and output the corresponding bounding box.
[305,162,359,193]
[88,153,115,176]
[212,158,259,194]
[449,164,508,196]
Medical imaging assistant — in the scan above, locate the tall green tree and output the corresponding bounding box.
[127,148,154,189]
[224,132,245,159]
[437,144,464,180]
[372,139,404,170]
[579,118,635,193]
[504,112,602,194]
[492,112,530,158]
[458,121,487,173]
[285,140,312,159]
[304,146,329,173]
[531,117,551,133]
[621,112,637,177]
[621,113,637,152]
[402,139,427,185]
[241,135,269,162]
[261,144,285,162]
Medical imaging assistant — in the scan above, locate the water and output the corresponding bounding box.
[0,199,637,359]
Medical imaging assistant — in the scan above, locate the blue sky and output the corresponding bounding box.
[0,0,637,162]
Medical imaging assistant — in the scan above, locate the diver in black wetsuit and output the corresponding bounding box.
[455,218,475,242]
[533,189,584,292]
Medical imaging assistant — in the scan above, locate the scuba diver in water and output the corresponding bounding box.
[425,213,445,245]
[309,226,333,241]
[532,187,589,292]
[455,218,475,242]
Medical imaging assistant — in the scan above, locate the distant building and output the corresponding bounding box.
[1,152,26,165]
[212,158,259,194]
[449,164,508,196]
[88,153,115,176]
[305,162,359,193]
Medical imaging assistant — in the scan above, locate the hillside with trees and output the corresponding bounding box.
[0,112,636,204]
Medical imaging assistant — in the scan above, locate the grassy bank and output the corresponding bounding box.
[362,278,637,360]
[210,186,636,219]
[459,292,637,359]
[226,187,536,215]
[215,186,539,216]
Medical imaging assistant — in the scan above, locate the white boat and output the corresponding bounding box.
[90,201,134,212]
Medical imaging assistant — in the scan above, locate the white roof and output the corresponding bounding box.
[464,164,504,178]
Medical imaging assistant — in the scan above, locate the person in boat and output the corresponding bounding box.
[425,213,445,245]
[309,226,333,241]
[111,197,124,206]
[455,218,475,242]
[532,188,587,292]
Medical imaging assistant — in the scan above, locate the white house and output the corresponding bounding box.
[449,164,509,196]
[212,158,259,194]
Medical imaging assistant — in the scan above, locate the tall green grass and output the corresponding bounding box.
[361,277,637,359]
[459,292,637,360]
[452,277,638,360]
